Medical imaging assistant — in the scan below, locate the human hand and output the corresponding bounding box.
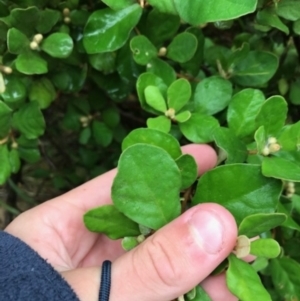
[5,144,238,301]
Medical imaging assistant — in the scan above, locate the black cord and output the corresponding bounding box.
[99,260,112,301]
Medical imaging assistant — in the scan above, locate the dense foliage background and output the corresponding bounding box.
[1,0,300,300]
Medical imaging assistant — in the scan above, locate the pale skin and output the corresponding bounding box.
[5,144,238,301]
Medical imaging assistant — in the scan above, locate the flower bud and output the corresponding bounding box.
[262,146,270,156]
[269,143,281,153]
[30,41,39,50]
[3,66,12,74]
[158,47,167,57]
[33,33,43,44]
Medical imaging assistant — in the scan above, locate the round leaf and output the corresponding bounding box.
[179,113,220,143]
[167,32,198,63]
[130,35,157,65]
[122,128,182,159]
[175,154,198,190]
[92,120,113,147]
[146,0,177,15]
[7,28,29,54]
[112,144,182,230]
[9,148,21,174]
[175,110,191,123]
[144,85,167,113]
[84,204,140,239]
[193,164,282,225]
[147,116,171,133]
[16,51,48,75]
[41,33,73,58]
[122,236,139,251]
[193,76,233,116]
[83,5,142,53]
[250,238,281,258]
[167,78,191,112]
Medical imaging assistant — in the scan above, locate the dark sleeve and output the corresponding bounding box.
[0,231,80,301]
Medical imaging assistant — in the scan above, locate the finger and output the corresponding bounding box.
[109,203,237,301]
[201,273,238,301]
[55,144,217,212]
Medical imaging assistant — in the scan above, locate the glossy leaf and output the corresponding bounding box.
[7,28,29,54]
[278,121,300,151]
[179,113,220,143]
[29,77,56,109]
[16,136,41,163]
[36,8,60,34]
[250,238,281,258]
[122,128,182,159]
[0,100,12,138]
[175,110,191,123]
[136,72,168,113]
[270,257,300,299]
[92,120,113,147]
[193,164,282,225]
[122,236,139,251]
[147,116,171,133]
[227,89,265,138]
[9,148,21,174]
[12,102,45,139]
[41,33,73,58]
[167,32,198,63]
[256,96,288,136]
[277,201,300,232]
[214,127,248,164]
[262,155,300,182]
[146,58,176,87]
[144,85,167,113]
[84,204,140,239]
[112,144,181,229]
[89,52,116,74]
[16,51,48,75]
[83,5,142,53]
[0,144,11,184]
[175,154,197,190]
[174,0,257,25]
[167,78,191,112]
[102,0,136,10]
[146,0,177,15]
[193,76,233,116]
[227,254,272,301]
[231,51,279,87]
[238,213,287,237]
[130,35,157,65]
[257,8,289,34]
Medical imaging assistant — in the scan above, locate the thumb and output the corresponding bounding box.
[111,203,237,301]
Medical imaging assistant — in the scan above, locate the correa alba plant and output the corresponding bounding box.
[0,0,300,300]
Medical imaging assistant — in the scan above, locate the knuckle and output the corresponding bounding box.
[145,235,182,288]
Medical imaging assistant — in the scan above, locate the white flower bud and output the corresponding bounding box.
[262,146,270,156]
[268,137,277,144]
[33,34,43,44]
[269,143,281,153]
[158,47,167,57]
[30,41,39,50]
[3,66,12,74]
[63,8,70,16]
[64,16,71,24]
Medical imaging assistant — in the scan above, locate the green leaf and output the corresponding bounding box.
[231,51,279,87]
[278,122,300,151]
[227,254,272,301]
[193,76,232,115]
[186,286,212,301]
[293,19,300,35]
[146,0,177,15]
[251,257,269,272]
[179,113,220,143]
[41,33,73,58]
[84,204,140,239]
[102,107,120,128]
[289,79,300,105]
[9,148,21,174]
[254,126,267,155]
[12,102,45,139]
[193,164,282,225]
[146,58,176,87]
[16,50,48,75]
[167,78,191,112]
[16,136,40,163]
[175,154,197,190]
[144,85,167,113]
[92,120,113,147]
[122,236,139,251]
[101,0,136,10]
[276,0,300,21]
[214,127,248,164]
[36,8,60,34]
[122,128,182,160]
[277,201,300,232]
[147,116,171,133]
[238,213,287,237]
[256,96,288,136]
[262,156,300,182]
[136,72,168,114]
[227,88,265,138]
[0,100,12,138]
[257,8,289,34]
[174,0,257,25]
[175,110,191,123]
[0,144,11,184]
[167,32,198,63]
[7,28,29,54]
[1,75,27,108]
[270,257,300,300]
[79,127,91,145]
[130,35,157,65]
[89,52,116,74]
[250,238,281,258]
[83,5,142,53]
[112,144,181,230]
[29,77,56,109]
